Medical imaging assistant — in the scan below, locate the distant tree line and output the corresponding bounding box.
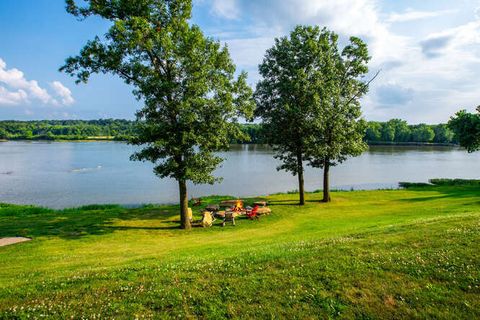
[0,119,458,145]
[236,121,457,145]
[364,119,456,144]
[0,119,136,141]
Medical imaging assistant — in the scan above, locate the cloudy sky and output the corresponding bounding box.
[0,0,479,123]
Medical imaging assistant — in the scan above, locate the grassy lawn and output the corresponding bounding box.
[0,185,479,319]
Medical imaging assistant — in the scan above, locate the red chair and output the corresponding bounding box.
[246,205,259,220]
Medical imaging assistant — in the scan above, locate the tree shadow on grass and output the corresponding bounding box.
[0,203,183,240]
[0,195,275,240]
[267,199,303,206]
[398,185,480,204]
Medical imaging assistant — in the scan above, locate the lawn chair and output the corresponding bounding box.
[187,207,193,222]
[246,205,259,220]
[200,211,215,228]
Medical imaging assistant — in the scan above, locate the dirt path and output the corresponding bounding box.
[0,237,32,247]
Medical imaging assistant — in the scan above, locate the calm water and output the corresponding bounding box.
[0,141,478,208]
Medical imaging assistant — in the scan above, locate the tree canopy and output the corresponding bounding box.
[364,121,455,144]
[448,107,480,152]
[61,0,254,229]
[255,26,370,204]
[255,26,323,205]
[304,28,370,202]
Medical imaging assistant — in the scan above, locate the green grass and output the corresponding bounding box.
[0,185,479,319]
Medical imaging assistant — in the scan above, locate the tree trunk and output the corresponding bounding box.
[322,158,331,203]
[297,153,305,205]
[178,179,191,230]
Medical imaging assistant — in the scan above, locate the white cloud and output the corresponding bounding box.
[211,0,239,19]
[0,86,28,106]
[0,58,51,104]
[203,0,480,122]
[0,57,74,107]
[211,0,410,67]
[226,37,274,63]
[51,81,75,106]
[387,9,457,23]
[421,20,480,57]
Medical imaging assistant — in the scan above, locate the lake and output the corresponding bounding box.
[0,141,478,208]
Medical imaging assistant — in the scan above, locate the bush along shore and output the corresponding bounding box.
[0,179,479,318]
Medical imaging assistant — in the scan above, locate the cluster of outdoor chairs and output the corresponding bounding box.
[191,199,271,227]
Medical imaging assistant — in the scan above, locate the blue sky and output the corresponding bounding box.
[1,0,480,123]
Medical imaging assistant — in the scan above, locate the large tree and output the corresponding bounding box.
[255,26,371,205]
[305,28,371,202]
[448,106,480,152]
[255,26,323,205]
[61,0,254,229]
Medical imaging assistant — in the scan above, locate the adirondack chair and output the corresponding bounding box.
[200,211,215,228]
[246,205,259,220]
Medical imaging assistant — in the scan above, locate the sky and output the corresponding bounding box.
[0,0,480,123]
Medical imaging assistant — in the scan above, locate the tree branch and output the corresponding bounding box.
[344,69,381,107]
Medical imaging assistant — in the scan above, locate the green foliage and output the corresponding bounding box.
[255,25,327,204]
[429,178,480,186]
[231,123,266,144]
[255,26,370,203]
[411,124,435,142]
[0,119,136,140]
[255,26,319,175]
[0,127,7,139]
[60,0,254,228]
[400,179,480,188]
[365,121,455,144]
[1,186,480,318]
[388,119,411,142]
[433,124,455,143]
[448,107,480,152]
[399,182,432,188]
[0,120,462,145]
[365,121,382,141]
[306,29,370,167]
[296,27,370,201]
[381,122,395,142]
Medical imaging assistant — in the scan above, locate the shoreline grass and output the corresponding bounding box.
[1,184,479,318]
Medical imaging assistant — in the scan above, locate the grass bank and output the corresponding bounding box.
[0,184,479,318]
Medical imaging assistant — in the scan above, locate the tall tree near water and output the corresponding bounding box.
[255,26,322,205]
[255,26,371,204]
[60,0,254,229]
[448,106,480,152]
[304,28,371,203]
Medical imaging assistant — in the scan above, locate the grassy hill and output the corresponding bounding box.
[0,184,479,319]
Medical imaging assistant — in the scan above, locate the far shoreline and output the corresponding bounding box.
[0,138,460,147]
